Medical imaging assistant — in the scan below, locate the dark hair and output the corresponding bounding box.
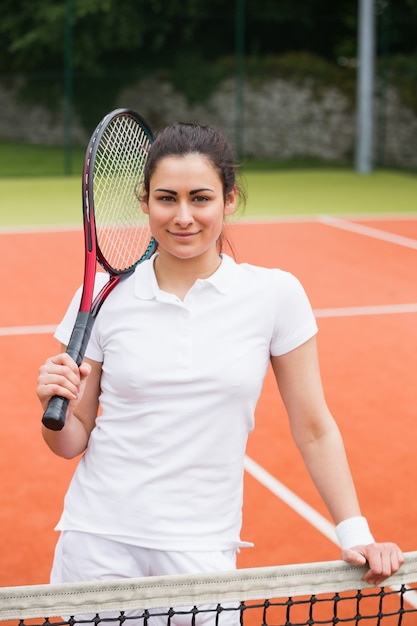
[142,122,245,207]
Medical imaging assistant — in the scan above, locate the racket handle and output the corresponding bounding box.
[42,395,70,431]
[42,311,94,431]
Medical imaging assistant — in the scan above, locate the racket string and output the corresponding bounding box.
[94,115,153,272]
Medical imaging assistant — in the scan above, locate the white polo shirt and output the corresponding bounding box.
[54,254,318,550]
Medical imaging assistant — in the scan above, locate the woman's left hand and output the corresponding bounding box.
[341,543,405,585]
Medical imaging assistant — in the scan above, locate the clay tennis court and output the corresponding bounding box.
[1,215,416,587]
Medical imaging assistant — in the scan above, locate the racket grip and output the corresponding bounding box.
[42,395,70,431]
[41,311,94,431]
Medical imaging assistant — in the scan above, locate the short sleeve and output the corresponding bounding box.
[269,270,318,356]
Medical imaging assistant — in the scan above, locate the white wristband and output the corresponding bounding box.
[335,516,375,549]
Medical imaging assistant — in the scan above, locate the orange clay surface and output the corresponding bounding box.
[1,217,416,586]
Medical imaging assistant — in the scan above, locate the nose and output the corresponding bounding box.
[173,201,194,227]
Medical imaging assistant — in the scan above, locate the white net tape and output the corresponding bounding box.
[1,552,417,621]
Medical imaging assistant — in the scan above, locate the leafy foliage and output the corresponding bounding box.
[1,0,416,74]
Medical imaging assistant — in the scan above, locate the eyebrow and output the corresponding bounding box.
[154,188,214,195]
[155,188,177,194]
[190,188,214,195]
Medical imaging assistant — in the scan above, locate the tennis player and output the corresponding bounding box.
[37,123,403,602]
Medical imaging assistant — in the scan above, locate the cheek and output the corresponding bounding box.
[146,207,166,227]
[200,205,226,227]
[211,210,227,233]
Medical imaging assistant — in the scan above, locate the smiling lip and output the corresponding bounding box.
[169,231,199,238]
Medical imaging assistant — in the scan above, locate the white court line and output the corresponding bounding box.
[0,324,57,336]
[244,455,417,607]
[314,303,417,318]
[1,302,417,337]
[234,213,417,227]
[0,224,81,234]
[244,455,338,543]
[1,212,416,234]
[319,215,417,249]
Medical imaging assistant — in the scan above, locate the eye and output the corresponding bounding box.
[156,194,176,202]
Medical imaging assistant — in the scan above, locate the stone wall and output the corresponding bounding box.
[0,78,86,146]
[1,75,416,168]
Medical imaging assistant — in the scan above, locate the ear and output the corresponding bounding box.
[141,199,150,215]
[224,187,237,217]
[139,184,149,214]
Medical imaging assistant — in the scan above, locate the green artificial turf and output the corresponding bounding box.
[1,169,415,229]
[0,140,415,227]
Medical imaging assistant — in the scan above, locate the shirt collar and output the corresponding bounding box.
[134,254,236,300]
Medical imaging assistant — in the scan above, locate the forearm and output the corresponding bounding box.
[294,419,362,525]
[42,411,90,459]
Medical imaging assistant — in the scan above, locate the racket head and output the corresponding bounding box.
[84,108,157,276]
[43,110,156,432]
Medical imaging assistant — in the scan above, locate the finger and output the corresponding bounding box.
[79,361,92,379]
[38,361,84,405]
[38,368,81,394]
[40,353,83,382]
[363,544,404,585]
[49,352,80,372]
[340,547,367,566]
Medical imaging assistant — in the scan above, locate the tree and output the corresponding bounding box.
[1,0,416,74]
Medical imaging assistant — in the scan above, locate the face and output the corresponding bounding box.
[141,154,236,261]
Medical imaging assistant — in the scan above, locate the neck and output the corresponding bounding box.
[154,250,222,300]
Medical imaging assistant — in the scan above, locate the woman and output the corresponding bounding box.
[37,122,403,592]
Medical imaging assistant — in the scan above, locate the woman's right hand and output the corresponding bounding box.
[37,352,91,414]
[38,351,99,458]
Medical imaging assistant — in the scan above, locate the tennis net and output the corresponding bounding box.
[1,551,417,626]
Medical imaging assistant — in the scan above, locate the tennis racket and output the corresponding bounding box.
[42,108,157,431]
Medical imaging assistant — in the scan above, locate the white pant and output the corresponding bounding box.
[51,531,239,626]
